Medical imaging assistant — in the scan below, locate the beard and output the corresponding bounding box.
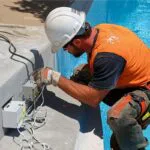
[71,43,84,58]
[73,51,84,57]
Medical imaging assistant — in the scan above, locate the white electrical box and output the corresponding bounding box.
[2,101,26,128]
[23,80,39,101]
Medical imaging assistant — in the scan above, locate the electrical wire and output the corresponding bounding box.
[0,34,34,70]
[14,85,52,150]
[31,85,47,129]
[25,85,47,130]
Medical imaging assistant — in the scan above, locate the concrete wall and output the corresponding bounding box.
[0,25,54,139]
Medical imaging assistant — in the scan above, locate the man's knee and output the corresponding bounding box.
[107,108,121,129]
[107,94,139,129]
[107,109,121,130]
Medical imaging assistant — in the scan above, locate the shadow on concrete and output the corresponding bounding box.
[6,0,75,22]
[43,89,103,138]
[6,0,94,22]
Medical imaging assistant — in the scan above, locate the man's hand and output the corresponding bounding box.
[70,64,92,85]
[33,67,61,87]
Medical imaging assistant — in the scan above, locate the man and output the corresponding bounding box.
[34,7,150,150]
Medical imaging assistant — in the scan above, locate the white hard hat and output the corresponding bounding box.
[45,7,86,53]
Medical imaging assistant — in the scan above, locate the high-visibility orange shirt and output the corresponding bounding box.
[89,24,150,89]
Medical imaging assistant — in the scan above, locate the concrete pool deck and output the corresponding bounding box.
[0,85,104,150]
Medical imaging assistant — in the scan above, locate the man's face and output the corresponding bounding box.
[63,40,84,58]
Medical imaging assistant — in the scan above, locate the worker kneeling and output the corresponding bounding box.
[33,7,150,150]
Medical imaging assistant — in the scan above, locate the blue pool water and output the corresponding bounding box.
[57,0,150,149]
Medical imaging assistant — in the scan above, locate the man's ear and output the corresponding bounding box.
[72,38,81,47]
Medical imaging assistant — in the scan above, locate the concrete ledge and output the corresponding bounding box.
[0,24,55,139]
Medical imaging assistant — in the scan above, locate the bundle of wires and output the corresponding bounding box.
[14,85,52,150]
[0,33,34,70]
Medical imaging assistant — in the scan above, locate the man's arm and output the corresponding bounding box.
[33,67,108,107]
[57,53,126,107]
[58,76,109,107]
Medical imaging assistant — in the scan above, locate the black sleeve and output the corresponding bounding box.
[88,52,126,90]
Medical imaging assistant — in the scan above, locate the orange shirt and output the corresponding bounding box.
[89,24,150,88]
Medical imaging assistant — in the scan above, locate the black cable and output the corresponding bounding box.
[0,34,34,70]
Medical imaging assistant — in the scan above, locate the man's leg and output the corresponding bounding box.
[110,133,146,150]
[107,90,149,150]
[110,133,121,150]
